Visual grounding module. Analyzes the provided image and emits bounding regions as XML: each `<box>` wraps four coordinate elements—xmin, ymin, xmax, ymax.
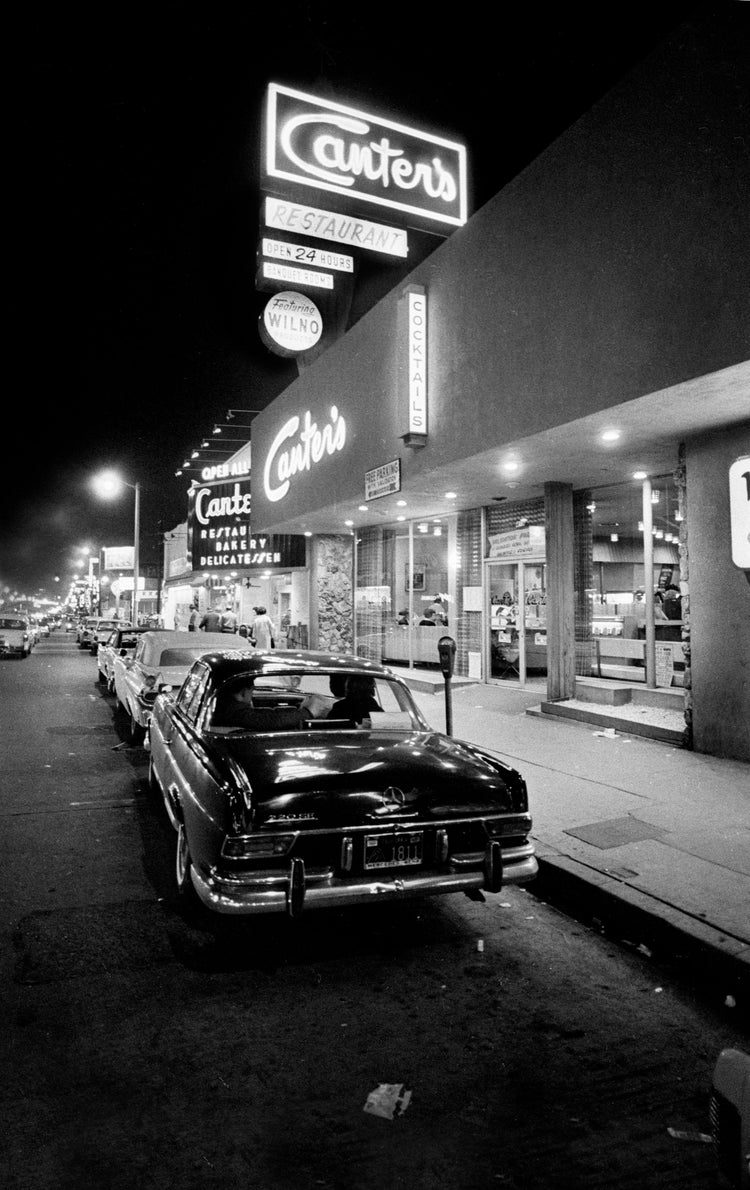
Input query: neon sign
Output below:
<box><xmin>263</xmin><ymin>407</ymin><xmax>347</xmax><ymax>502</ymax></box>
<box><xmin>265</xmin><ymin>84</ymin><xmax>467</xmax><ymax>229</ymax></box>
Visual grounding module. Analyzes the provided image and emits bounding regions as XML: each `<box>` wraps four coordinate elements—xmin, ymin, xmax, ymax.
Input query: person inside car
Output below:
<box><xmin>327</xmin><ymin>675</ymin><xmax>380</xmax><ymax>725</ymax></box>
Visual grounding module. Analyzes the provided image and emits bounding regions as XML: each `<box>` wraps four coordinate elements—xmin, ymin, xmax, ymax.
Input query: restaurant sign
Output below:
<box><xmin>260</xmin><ymin>290</ymin><xmax>323</xmax><ymax>357</ymax></box>
<box><xmin>487</xmin><ymin>526</ymin><xmax>546</xmax><ymax>560</ymax></box>
<box><xmin>187</xmin><ymin>479</ymin><xmax>306</xmax><ymax>570</ymax></box>
<box><xmin>264</xmin><ymin>83</ymin><xmax>467</xmax><ymax>229</ymax></box>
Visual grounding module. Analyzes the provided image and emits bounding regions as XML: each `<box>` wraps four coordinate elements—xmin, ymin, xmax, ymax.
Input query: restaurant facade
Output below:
<box><xmin>230</xmin><ymin>15</ymin><xmax>748</xmax><ymax>759</ymax></box>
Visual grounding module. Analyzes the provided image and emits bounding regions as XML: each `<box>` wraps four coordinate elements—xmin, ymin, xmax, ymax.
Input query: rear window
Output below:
<box><xmin>158</xmin><ymin>648</ymin><xmax>206</xmax><ymax>666</ymax></box>
<box><xmin>0</xmin><ymin>618</ymin><xmax>26</xmax><ymax>630</ymax></box>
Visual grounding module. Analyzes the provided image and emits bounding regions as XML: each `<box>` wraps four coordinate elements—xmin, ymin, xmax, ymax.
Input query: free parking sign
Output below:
<box><xmin>728</xmin><ymin>456</ymin><xmax>750</xmax><ymax>570</ymax></box>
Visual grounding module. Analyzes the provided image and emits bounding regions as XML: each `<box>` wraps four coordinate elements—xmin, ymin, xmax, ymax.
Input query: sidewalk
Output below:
<box><xmin>404</xmin><ymin>675</ymin><xmax>750</xmax><ymax>1002</ymax></box>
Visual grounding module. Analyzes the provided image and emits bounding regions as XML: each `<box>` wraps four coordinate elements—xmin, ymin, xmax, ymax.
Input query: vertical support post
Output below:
<box><xmin>544</xmin><ymin>482</ymin><xmax>575</xmax><ymax>700</ymax></box>
<box><xmin>642</xmin><ymin>478</ymin><xmax>656</xmax><ymax>688</ymax></box>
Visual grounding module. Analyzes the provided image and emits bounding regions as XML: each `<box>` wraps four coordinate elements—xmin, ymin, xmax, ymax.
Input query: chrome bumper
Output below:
<box><xmin>191</xmin><ymin>843</ymin><xmax>538</xmax><ymax>916</ymax></box>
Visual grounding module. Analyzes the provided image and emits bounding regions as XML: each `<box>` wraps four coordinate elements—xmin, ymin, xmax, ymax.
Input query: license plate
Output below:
<box><xmin>364</xmin><ymin>831</ymin><xmax>423</xmax><ymax>870</ymax></box>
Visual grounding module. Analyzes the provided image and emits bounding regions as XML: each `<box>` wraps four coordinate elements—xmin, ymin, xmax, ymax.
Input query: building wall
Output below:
<box><xmin>250</xmin><ymin>11</ymin><xmax>750</xmax><ymax>530</ymax></box>
<box><xmin>687</xmin><ymin>422</ymin><xmax>750</xmax><ymax>761</ymax></box>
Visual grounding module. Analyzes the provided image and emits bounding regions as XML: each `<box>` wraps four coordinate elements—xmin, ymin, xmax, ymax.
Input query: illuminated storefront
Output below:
<box><xmin>243</xmin><ymin>17</ymin><xmax>748</xmax><ymax>759</ymax></box>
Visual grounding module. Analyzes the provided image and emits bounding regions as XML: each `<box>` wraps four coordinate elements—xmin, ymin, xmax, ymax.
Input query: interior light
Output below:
<box><xmin>651</xmin><ymin>490</ymin><xmax>661</xmax><ymax>504</ymax></box>
<box><xmin>433</xmin><ymin>527</ymin><xmax>442</xmax><ymax>536</ymax></box>
<box><xmin>397</xmin><ymin>515</ymin><xmax>406</xmax><ymax>522</ymax></box>
<box><xmin>601</xmin><ymin>430</ymin><xmax>620</xmax><ymax>442</ymax></box>
<box><xmin>610</xmin><ymin>533</ymin><xmax>618</xmax><ymax>542</ymax></box>
<box><xmin>655</xmin><ymin>529</ymin><xmax>664</xmax><ymax>539</ymax></box>
<box><xmin>445</xmin><ymin>491</ymin><xmax>457</xmax><ymax>500</ymax></box>
<box><xmin>675</xmin><ymin>510</ymin><xmax>684</xmax><ymax>522</ymax></box>
<box><xmin>418</xmin><ymin>523</ymin><xmax>428</xmax><ymax>533</ymax></box>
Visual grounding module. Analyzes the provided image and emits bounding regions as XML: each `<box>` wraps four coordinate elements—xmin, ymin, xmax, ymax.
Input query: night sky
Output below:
<box><xmin>4</xmin><ymin>0</ymin><xmax>712</xmax><ymax>596</ymax></box>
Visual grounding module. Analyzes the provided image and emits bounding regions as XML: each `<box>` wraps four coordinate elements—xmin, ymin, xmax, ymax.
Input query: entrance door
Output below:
<box><xmin>487</xmin><ymin>561</ymin><xmax>547</xmax><ymax>685</ymax></box>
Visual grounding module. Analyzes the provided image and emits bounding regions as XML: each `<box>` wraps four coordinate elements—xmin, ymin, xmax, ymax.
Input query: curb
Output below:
<box><xmin>531</xmin><ymin>851</ymin><xmax>750</xmax><ymax>1005</ymax></box>
<box><xmin>526</xmin><ymin>702</ymin><xmax>684</xmax><ymax>746</ymax></box>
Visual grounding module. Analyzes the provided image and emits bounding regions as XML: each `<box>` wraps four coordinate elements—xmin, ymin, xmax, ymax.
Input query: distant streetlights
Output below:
<box><xmin>91</xmin><ymin>470</ymin><xmax>141</xmax><ymax>625</ymax></box>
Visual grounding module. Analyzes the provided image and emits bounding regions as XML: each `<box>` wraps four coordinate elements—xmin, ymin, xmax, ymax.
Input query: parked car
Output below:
<box><xmin>0</xmin><ymin>615</ymin><xmax>33</xmax><ymax>659</ymax></box>
<box><xmin>77</xmin><ymin>616</ymin><xmax>98</xmax><ymax>645</ymax></box>
<box><xmin>37</xmin><ymin>616</ymin><xmax>51</xmax><ymax>638</ymax></box>
<box><xmin>711</xmin><ymin>1048</ymin><xmax>750</xmax><ymax>1189</ymax></box>
<box><xmin>113</xmin><ymin>630</ymin><xmax>243</xmax><ymax>745</ymax></box>
<box><xmin>87</xmin><ymin>617</ymin><xmax>131</xmax><ymax>656</ymax></box>
<box><xmin>146</xmin><ymin>649</ymin><xmax>538</xmax><ymax>918</ymax></box>
<box><xmin>97</xmin><ymin>625</ymin><xmax>148</xmax><ymax>690</ymax></box>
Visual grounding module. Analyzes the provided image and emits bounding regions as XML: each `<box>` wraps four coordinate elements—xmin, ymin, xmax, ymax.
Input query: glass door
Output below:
<box><xmin>487</xmin><ymin>561</ymin><xmax>547</xmax><ymax>684</ymax></box>
<box><xmin>522</xmin><ymin>562</ymin><xmax>547</xmax><ymax>680</ymax></box>
<box><xmin>488</xmin><ymin>563</ymin><xmax>521</xmax><ymax>681</ymax></box>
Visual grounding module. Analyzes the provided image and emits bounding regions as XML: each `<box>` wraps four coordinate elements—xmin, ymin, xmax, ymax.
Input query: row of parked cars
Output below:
<box><xmin>82</xmin><ymin>625</ymin><xmax>541</xmax><ymax>925</ymax></box>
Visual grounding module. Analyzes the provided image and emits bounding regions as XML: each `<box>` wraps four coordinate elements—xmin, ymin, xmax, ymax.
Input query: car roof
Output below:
<box><xmin>190</xmin><ymin>648</ymin><xmax>397</xmax><ymax>682</ymax></box>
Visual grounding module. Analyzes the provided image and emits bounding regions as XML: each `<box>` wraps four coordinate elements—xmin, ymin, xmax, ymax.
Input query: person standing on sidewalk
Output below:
<box><xmin>250</xmin><ymin>606</ymin><xmax>275</xmax><ymax>651</ymax></box>
<box><xmin>220</xmin><ymin>605</ymin><xmax>238</xmax><ymax>633</ymax></box>
<box><xmin>199</xmin><ymin>606</ymin><xmax>222</xmax><ymax>633</ymax></box>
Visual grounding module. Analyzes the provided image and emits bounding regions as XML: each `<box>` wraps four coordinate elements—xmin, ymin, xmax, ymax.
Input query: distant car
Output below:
<box><xmin>113</xmin><ymin>629</ymin><xmax>243</xmax><ymax>744</ymax></box>
<box><xmin>97</xmin><ymin>625</ymin><xmax>148</xmax><ymax>690</ymax></box>
<box><xmin>711</xmin><ymin>1048</ymin><xmax>750</xmax><ymax>1189</ymax></box>
<box><xmin>0</xmin><ymin>615</ymin><xmax>33</xmax><ymax>659</ymax></box>
<box><xmin>37</xmin><ymin>617</ymin><xmax>51</xmax><ymax>638</ymax></box>
<box><xmin>146</xmin><ymin>649</ymin><xmax>538</xmax><ymax>918</ymax></box>
<box><xmin>87</xmin><ymin>617</ymin><xmax>131</xmax><ymax>656</ymax></box>
<box><xmin>77</xmin><ymin>616</ymin><xmax>98</xmax><ymax>645</ymax></box>
<box><xmin>27</xmin><ymin>617</ymin><xmax>41</xmax><ymax>646</ymax></box>
<box><xmin>64</xmin><ymin>617</ymin><xmax>76</xmax><ymax>632</ymax></box>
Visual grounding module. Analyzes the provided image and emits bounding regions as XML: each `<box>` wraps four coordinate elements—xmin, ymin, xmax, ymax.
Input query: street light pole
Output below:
<box><xmin>132</xmin><ymin>481</ymin><xmax>140</xmax><ymax>626</ymax></box>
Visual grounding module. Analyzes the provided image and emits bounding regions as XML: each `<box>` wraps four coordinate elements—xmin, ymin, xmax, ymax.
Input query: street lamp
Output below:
<box><xmin>91</xmin><ymin>470</ymin><xmax>141</xmax><ymax>626</ymax></box>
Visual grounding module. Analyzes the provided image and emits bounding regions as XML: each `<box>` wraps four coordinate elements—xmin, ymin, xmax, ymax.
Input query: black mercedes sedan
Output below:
<box><xmin>146</xmin><ymin>649</ymin><xmax>538</xmax><ymax>917</ymax></box>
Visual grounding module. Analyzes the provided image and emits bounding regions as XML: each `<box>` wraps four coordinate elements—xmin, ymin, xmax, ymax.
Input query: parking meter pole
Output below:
<box><xmin>437</xmin><ymin>636</ymin><xmax>457</xmax><ymax>738</ymax></box>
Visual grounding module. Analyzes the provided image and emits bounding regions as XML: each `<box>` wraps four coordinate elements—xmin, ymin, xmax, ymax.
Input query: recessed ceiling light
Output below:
<box><xmin>396</xmin><ymin>499</ymin><xmax>407</xmax><ymax>507</ymax></box>
<box><xmin>633</xmin><ymin>470</ymin><xmax>647</xmax><ymax>480</ymax></box>
<box><xmin>610</xmin><ymin>533</ymin><xmax>619</xmax><ymax>542</ymax></box>
<box><xmin>358</xmin><ymin>505</ymin><xmax>368</xmax><ymax>512</ymax></box>
<box><xmin>304</xmin><ymin>531</ymin><xmax>312</xmax><ymax>537</ymax></box>
<box><xmin>344</xmin><ymin>519</ymin><xmax>354</xmax><ymax>527</ymax></box>
<box><xmin>397</xmin><ymin>515</ymin><xmax>406</xmax><ymax>522</ymax></box>
<box><xmin>601</xmin><ymin>430</ymin><xmax>620</xmax><ymax>442</ymax></box>
<box><xmin>502</xmin><ymin>460</ymin><xmax>519</xmax><ymax>472</ymax></box>
<box><xmin>445</xmin><ymin>491</ymin><xmax>457</xmax><ymax>499</ymax></box>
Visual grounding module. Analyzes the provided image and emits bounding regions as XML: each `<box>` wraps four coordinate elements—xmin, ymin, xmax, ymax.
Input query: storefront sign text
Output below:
<box><xmin>365</xmin><ymin>459</ymin><xmax>401</xmax><ymax>501</ymax></box>
<box><xmin>263</xmin><ymin>406</ymin><xmax>347</xmax><ymax>503</ymax></box>
<box><xmin>407</xmin><ymin>288</ymin><xmax>427</xmax><ymax>434</ymax></box>
<box><xmin>728</xmin><ymin>455</ymin><xmax>750</xmax><ymax>569</ymax></box>
<box><xmin>262</xmin><ymin>237</ymin><xmax>353</xmax><ymax>273</ymax></box>
<box><xmin>265</xmin><ymin>83</ymin><xmax>467</xmax><ymax>228</ymax></box>
<box><xmin>265</xmin><ymin>197</ymin><xmax>408</xmax><ymax>258</ymax></box>
<box><xmin>261</xmin><ymin>290</ymin><xmax>323</xmax><ymax>356</ymax></box>
<box><xmin>487</xmin><ymin>526</ymin><xmax>546</xmax><ymax>560</ymax></box>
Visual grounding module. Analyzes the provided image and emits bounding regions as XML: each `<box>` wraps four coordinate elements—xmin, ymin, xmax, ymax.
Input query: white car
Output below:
<box><xmin>113</xmin><ymin>629</ymin><xmax>243</xmax><ymax>744</ymax></box>
<box><xmin>0</xmin><ymin>615</ymin><xmax>33</xmax><ymax>658</ymax></box>
<box><xmin>77</xmin><ymin>616</ymin><xmax>98</xmax><ymax>645</ymax></box>
<box><xmin>87</xmin><ymin>617</ymin><xmax>131</xmax><ymax>656</ymax></box>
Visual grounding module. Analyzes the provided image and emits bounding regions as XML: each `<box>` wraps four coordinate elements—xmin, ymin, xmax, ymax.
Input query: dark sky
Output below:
<box><xmin>4</xmin><ymin>0</ymin><xmax>711</xmax><ymax>597</ymax></box>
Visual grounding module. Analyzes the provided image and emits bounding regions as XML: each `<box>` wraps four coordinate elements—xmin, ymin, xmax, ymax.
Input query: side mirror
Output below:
<box><xmin>437</xmin><ymin>635</ymin><xmax>456</xmax><ymax>678</ymax></box>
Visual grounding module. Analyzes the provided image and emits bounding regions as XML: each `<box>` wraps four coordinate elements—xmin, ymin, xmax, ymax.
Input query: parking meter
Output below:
<box><xmin>437</xmin><ymin>636</ymin><xmax>456</xmax><ymax>735</ymax></box>
<box><xmin>438</xmin><ymin>635</ymin><xmax>456</xmax><ymax>678</ymax></box>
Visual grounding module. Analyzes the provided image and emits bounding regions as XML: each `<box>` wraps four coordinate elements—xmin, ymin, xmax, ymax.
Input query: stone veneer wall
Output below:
<box><xmin>312</xmin><ymin>535</ymin><xmax>354</xmax><ymax>653</ymax></box>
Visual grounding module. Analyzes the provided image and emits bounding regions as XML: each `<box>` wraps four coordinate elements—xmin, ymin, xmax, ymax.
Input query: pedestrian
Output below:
<box><xmin>188</xmin><ymin>604</ymin><xmax>200</xmax><ymax>632</ymax></box>
<box><xmin>199</xmin><ymin>606</ymin><xmax>223</xmax><ymax>632</ymax></box>
<box><xmin>220</xmin><ymin>604</ymin><xmax>238</xmax><ymax>633</ymax></box>
<box><xmin>250</xmin><ymin>606</ymin><xmax>275</xmax><ymax>650</ymax></box>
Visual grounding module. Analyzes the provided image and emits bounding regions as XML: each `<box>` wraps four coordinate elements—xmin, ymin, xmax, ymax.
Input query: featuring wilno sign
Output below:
<box><xmin>264</xmin><ymin>83</ymin><xmax>467</xmax><ymax>229</ymax></box>
<box><xmin>365</xmin><ymin>459</ymin><xmax>401</xmax><ymax>501</ymax></box>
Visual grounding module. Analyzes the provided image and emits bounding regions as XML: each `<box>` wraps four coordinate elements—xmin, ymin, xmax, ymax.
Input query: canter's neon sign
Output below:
<box><xmin>263</xmin><ymin>407</ymin><xmax>347</xmax><ymax>502</ymax></box>
<box><xmin>265</xmin><ymin>84</ymin><xmax>467</xmax><ymax>229</ymax></box>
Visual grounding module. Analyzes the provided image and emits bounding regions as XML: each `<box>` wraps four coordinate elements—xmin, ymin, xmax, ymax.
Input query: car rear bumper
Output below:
<box><xmin>1</xmin><ymin>643</ymin><xmax>28</xmax><ymax>656</ymax></box>
<box><xmin>191</xmin><ymin>843</ymin><xmax>538</xmax><ymax>916</ymax></box>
